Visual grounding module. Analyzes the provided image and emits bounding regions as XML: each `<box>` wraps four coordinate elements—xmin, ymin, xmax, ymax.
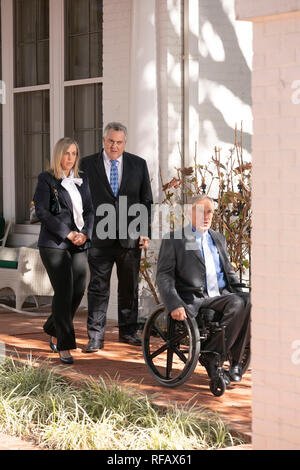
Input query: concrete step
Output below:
<box><xmin>13</xmin><ymin>223</ymin><xmax>41</xmax><ymax>235</ymax></box>
<box><xmin>7</xmin><ymin>223</ymin><xmax>39</xmax><ymax>248</ymax></box>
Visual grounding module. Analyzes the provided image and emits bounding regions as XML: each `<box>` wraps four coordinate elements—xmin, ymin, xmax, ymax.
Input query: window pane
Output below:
<box><xmin>74</xmin><ymin>85</ymin><xmax>95</xmax><ymax>130</ymax></box>
<box><xmin>68</xmin><ymin>35</ymin><xmax>90</xmax><ymax>81</ymax></box>
<box><xmin>65</xmin><ymin>83</ymin><xmax>102</xmax><ymax>158</ymax></box>
<box><xmin>37</xmin><ymin>0</ymin><xmax>49</xmax><ymax>40</ymax></box>
<box><xmin>90</xmin><ymin>32</ymin><xmax>102</xmax><ymax>78</ymax></box>
<box><xmin>67</xmin><ymin>0</ymin><xmax>89</xmax><ymax>35</ymax></box>
<box><xmin>65</xmin><ymin>0</ymin><xmax>103</xmax><ymax>80</ymax></box>
<box><xmin>15</xmin><ymin>91</ymin><xmax>50</xmax><ymax>223</ymax></box>
<box><xmin>16</xmin><ymin>43</ymin><xmax>37</xmax><ymax>88</ymax></box>
<box><xmin>25</xmin><ymin>134</ymin><xmax>44</xmax><ymax>177</ymax></box>
<box><xmin>14</xmin><ymin>0</ymin><xmax>49</xmax><ymax>87</ymax></box>
<box><xmin>75</xmin><ymin>130</ymin><xmax>100</xmax><ymax>157</ymax></box>
<box><xmin>37</xmin><ymin>41</ymin><xmax>49</xmax><ymax>84</ymax></box>
<box><xmin>16</xmin><ymin>0</ymin><xmax>37</xmax><ymax>43</ymax></box>
<box><xmin>90</xmin><ymin>0</ymin><xmax>102</xmax><ymax>32</ymax></box>
<box><xmin>24</xmin><ymin>91</ymin><xmax>43</xmax><ymax>134</ymax></box>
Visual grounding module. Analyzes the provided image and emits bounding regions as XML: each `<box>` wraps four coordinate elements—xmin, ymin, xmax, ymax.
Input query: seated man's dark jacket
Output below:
<box><xmin>156</xmin><ymin>227</ymin><xmax>243</xmax><ymax>317</ymax></box>
<box><xmin>33</xmin><ymin>171</ymin><xmax>94</xmax><ymax>250</ymax></box>
<box><xmin>80</xmin><ymin>150</ymin><xmax>153</xmax><ymax>248</ymax></box>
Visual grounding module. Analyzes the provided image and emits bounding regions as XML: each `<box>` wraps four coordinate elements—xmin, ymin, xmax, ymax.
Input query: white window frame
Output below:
<box><xmin>1</xmin><ymin>0</ymin><xmax>103</xmax><ymax>222</ymax></box>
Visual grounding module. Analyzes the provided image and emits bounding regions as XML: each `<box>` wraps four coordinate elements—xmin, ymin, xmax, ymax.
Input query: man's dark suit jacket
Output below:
<box><xmin>33</xmin><ymin>171</ymin><xmax>94</xmax><ymax>250</ymax></box>
<box><xmin>156</xmin><ymin>227</ymin><xmax>243</xmax><ymax>317</ymax></box>
<box><xmin>80</xmin><ymin>150</ymin><xmax>153</xmax><ymax>248</ymax></box>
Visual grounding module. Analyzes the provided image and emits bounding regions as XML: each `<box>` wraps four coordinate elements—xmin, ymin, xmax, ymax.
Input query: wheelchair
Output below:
<box><xmin>142</xmin><ymin>302</ymin><xmax>250</xmax><ymax>397</ymax></box>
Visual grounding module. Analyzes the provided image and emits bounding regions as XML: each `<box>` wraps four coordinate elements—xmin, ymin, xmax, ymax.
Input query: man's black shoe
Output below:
<box><xmin>229</xmin><ymin>363</ymin><xmax>242</xmax><ymax>382</ymax></box>
<box><xmin>119</xmin><ymin>332</ymin><xmax>142</xmax><ymax>346</ymax></box>
<box><xmin>223</xmin><ymin>370</ymin><xmax>231</xmax><ymax>386</ymax></box>
<box><xmin>86</xmin><ymin>339</ymin><xmax>104</xmax><ymax>353</ymax></box>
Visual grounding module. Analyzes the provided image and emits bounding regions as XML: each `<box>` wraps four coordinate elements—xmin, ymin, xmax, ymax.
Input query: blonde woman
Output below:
<box><xmin>33</xmin><ymin>137</ymin><xmax>94</xmax><ymax>364</ymax></box>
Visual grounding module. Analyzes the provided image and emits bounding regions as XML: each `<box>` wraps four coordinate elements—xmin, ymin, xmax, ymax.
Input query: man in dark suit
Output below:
<box><xmin>80</xmin><ymin>122</ymin><xmax>153</xmax><ymax>351</ymax></box>
<box><xmin>156</xmin><ymin>195</ymin><xmax>250</xmax><ymax>383</ymax></box>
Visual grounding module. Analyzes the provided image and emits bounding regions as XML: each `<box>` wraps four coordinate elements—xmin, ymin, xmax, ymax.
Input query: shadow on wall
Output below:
<box><xmin>138</xmin><ymin>0</ymin><xmax>252</xmax><ymax>202</ymax></box>
<box><xmin>192</xmin><ymin>0</ymin><xmax>252</xmax><ymax>154</ymax></box>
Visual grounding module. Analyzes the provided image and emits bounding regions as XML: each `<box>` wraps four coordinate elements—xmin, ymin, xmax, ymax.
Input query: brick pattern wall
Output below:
<box><xmin>251</xmin><ymin>13</ymin><xmax>300</xmax><ymax>449</ymax></box>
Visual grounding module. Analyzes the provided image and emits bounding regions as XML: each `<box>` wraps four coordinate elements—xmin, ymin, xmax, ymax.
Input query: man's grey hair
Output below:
<box><xmin>186</xmin><ymin>194</ymin><xmax>214</xmax><ymax>206</ymax></box>
<box><xmin>103</xmin><ymin>122</ymin><xmax>128</xmax><ymax>139</ymax></box>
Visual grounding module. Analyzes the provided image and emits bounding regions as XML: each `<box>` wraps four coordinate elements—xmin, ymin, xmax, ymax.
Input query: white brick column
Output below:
<box><xmin>103</xmin><ymin>0</ymin><xmax>184</xmax><ymax>203</ymax></box>
<box><xmin>236</xmin><ymin>0</ymin><xmax>300</xmax><ymax>450</ymax></box>
<box><xmin>103</xmin><ymin>0</ymin><xmax>132</xmax><ymax>128</ymax></box>
<box><xmin>156</xmin><ymin>0</ymin><xmax>183</xmax><ymax>200</ymax></box>
<box><xmin>128</xmin><ymin>0</ymin><xmax>159</xmax><ymax>200</ymax></box>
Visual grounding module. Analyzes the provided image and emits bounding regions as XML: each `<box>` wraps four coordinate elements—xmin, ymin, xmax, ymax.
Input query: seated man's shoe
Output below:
<box><xmin>229</xmin><ymin>363</ymin><xmax>242</xmax><ymax>382</ymax></box>
<box><xmin>119</xmin><ymin>332</ymin><xmax>142</xmax><ymax>346</ymax></box>
<box><xmin>223</xmin><ymin>370</ymin><xmax>231</xmax><ymax>387</ymax></box>
<box><xmin>86</xmin><ymin>339</ymin><xmax>104</xmax><ymax>353</ymax></box>
<box><xmin>199</xmin><ymin>353</ymin><xmax>218</xmax><ymax>379</ymax></box>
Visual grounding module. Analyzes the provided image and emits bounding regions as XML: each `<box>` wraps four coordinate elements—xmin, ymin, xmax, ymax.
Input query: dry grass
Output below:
<box><xmin>0</xmin><ymin>356</ymin><xmax>244</xmax><ymax>450</ymax></box>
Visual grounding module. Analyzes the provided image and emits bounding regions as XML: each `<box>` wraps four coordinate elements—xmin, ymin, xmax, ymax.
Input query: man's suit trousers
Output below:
<box><xmin>87</xmin><ymin>241</ymin><xmax>141</xmax><ymax>341</ymax></box>
<box><xmin>196</xmin><ymin>290</ymin><xmax>250</xmax><ymax>363</ymax></box>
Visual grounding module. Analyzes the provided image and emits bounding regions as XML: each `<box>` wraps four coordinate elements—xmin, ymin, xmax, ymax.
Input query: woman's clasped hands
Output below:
<box><xmin>67</xmin><ymin>231</ymin><xmax>87</xmax><ymax>246</ymax></box>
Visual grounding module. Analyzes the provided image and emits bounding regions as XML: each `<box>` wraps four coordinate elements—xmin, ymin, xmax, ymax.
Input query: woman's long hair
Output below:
<box><xmin>48</xmin><ymin>137</ymin><xmax>81</xmax><ymax>179</ymax></box>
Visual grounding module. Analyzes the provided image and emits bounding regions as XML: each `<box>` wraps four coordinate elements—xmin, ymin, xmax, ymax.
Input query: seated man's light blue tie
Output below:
<box><xmin>202</xmin><ymin>232</ymin><xmax>220</xmax><ymax>297</ymax></box>
<box><xmin>110</xmin><ymin>160</ymin><xmax>119</xmax><ymax>196</ymax></box>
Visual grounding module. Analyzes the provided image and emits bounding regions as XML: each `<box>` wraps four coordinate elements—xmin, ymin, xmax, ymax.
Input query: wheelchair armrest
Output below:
<box><xmin>178</xmin><ymin>286</ymin><xmax>204</xmax><ymax>294</ymax></box>
<box><xmin>230</xmin><ymin>282</ymin><xmax>251</xmax><ymax>290</ymax></box>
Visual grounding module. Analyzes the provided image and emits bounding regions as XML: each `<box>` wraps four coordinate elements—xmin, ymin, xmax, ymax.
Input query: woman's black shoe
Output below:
<box><xmin>59</xmin><ymin>353</ymin><xmax>74</xmax><ymax>364</ymax></box>
<box><xmin>49</xmin><ymin>337</ymin><xmax>58</xmax><ymax>353</ymax></box>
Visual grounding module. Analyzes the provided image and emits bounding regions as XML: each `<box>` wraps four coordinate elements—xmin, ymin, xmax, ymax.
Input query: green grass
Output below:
<box><xmin>0</xmin><ymin>356</ymin><xmax>244</xmax><ymax>450</ymax></box>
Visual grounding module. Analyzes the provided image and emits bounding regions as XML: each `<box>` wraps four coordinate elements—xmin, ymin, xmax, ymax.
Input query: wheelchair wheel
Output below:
<box><xmin>142</xmin><ymin>305</ymin><xmax>200</xmax><ymax>387</ymax></box>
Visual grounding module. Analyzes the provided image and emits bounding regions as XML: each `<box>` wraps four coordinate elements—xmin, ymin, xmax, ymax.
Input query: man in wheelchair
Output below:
<box><xmin>156</xmin><ymin>195</ymin><xmax>250</xmax><ymax>385</ymax></box>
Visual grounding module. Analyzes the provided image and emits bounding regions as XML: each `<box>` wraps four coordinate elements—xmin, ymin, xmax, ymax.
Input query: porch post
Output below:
<box><xmin>1</xmin><ymin>0</ymin><xmax>15</xmax><ymax>221</ymax></box>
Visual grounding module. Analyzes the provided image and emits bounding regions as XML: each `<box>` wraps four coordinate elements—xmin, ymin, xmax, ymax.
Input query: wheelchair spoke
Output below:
<box><xmin>173</xmin><ymin>331</ymin><xmax>190</xmax><ymax>345</ymax></box>
<box><xmin>166</xmin><ymin>347</ymin><xmax>174</xmax><ymax>378</ymax></box>
<box><xmin>150</xmin><ymin>342</ymin><xmax>169</xmax><ymax>360</ymax></box>
<box><xmin>151</xmin><ymin>323</ymin><xmax>168</xmax><ymax>342</ymax></box>
<box><xmin>150</xmin><ymin>339</ymin><xmax>189</xmax><ymax>364</ymax></box>
<box><xmin>172</xmin><ymin>345</ymin><xmax>188</xmax><ymax>364</ymax></box>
